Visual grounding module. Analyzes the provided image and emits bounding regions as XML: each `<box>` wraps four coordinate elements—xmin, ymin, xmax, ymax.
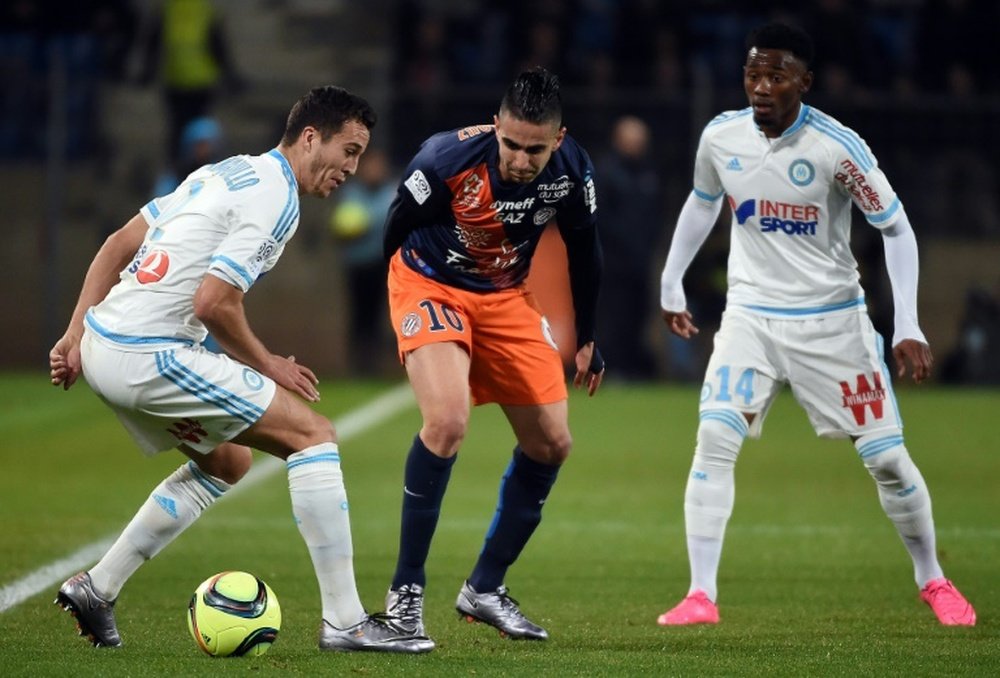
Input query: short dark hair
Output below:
<box><xmin>499</xmin><ymin>67</ymin><xmax>562</xmax><ymax>126</ymax></box>
<box><xmin>281</xmin><ymin>86</ymin><xmax>376</xmax><ymax>146</ymax></box>
<box><xmin>746</xmin><ymin>22</ymin><xmax>814</xmax><ymax>68</ymax></box>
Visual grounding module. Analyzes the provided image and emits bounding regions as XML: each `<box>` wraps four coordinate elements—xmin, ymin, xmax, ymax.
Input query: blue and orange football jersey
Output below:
<box><xmin>383</xmin><ymin>124</ymin><xmax>599</xmax><ymax>293</ymax></box>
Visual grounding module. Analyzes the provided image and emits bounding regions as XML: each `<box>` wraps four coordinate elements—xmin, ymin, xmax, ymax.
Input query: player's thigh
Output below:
<box><xmin>787</xmin><ymin>312</ymin><xmax>902</xmax><ymax>438</ymax></box>
<box><xmin>699</xmin><ymin>310</ymin><xmax>782</xmax><ymax>437</ymax></box>
<box><xmin>234</xmin><ymin>386</ymin><xmax>335</xmax><ymax>458</ymax></box>
<box><xmin>470</xmin><ymin>288</ymin><xmax>567</xmax><ymax>406</ymax></box>
<box><xmin>405</xmin><ymin>341</ymin><xmax>473</xmax><ymax>426</ymax></box>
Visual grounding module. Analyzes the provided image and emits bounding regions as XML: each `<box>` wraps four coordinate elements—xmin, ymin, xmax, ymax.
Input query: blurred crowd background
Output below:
<box><xmin>2</xmin><ymin>0</ymin><xmax>998</xmax><ymax>384</ymax></box>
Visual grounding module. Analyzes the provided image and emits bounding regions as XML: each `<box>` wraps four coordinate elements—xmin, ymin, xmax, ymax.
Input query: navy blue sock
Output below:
<box><xmin>468</xmin><ymin>447</ymin><xmax>560</xmax><ymax>593</ymax></box>
<box><xmin>391</xmin><ymin>435</ymin><xmax>455</xmax><ymax>589</ymax></box>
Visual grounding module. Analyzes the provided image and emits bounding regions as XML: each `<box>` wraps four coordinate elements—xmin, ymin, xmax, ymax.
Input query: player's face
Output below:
<box><xmin>494</xmin><ymin>112</ymin><xmax>566</xmax><ymax>184</ymax></box>
<box><xmin>300</xmin><ymin>120</ymin><xmax>371</xmax><ymax>198</ymax></box>
<box><xmin>743</xmin><ymin>47</ymin><xmax>812</xmax><ymax>138</ymax></box>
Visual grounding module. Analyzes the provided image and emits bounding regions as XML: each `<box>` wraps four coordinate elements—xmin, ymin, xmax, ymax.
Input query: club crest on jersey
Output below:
<box><xmin>839</xmin><ymin>372</ymin><xmax>887</xmax><ymax>425</ymax></box>
<box><xmin>136</xmin><ymin>249</ymin><xmax>170</xmax><ymax>284</ymax></box>
<box><xmin>401</xmin><ymin>312</ymin><xmax>422</xmax><ymax>337</ymax></box>
<box><xmin>534</xmin><ymin>207</ymin><xmax>557</xmax><ymax>225</ymax></box>
<box><xmin>788</xmin><ymin>159</ymin><xmax>815</xmax><ymax>186</ymax></box>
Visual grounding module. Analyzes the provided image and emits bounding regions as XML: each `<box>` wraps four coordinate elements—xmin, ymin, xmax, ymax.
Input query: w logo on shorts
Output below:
<box><xmin>839</xmin><ymin>372</ymin><xmax>886</xmax><ymax>426</ymax></box>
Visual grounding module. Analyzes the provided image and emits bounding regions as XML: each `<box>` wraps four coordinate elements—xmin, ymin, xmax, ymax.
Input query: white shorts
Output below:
<box><xmin>699</xmin><ymin>307</ymin><xmax>902</xmax><ymax>439</ymax></box>
<box><xmin>81</xmin><ymin>330</ymin><xmax>276</xmax><ymax>455</ymax></box>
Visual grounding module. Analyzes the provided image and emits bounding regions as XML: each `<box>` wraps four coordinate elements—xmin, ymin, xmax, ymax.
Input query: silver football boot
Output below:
<box><xmin>319</xmin><ymin>613</ymin><xmax>434</xmax><ymax>653</ymax></box>
<box><xmin>54</xmin><ymin>571</ymin><xmax>122</xmax><ymax>647</ymax></box>
<box><xmin>385</xmin><ymin>583</ymin><xmax>431</xmax><ymax>639</ymax></box>
<box><xmin>455</xmin><ymin>581</ymin><xmax>549</xmax><ymax>640</ymax></box>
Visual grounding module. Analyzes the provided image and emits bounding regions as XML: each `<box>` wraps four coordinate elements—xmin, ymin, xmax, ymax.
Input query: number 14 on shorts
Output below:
<box><xmin>702</xmin><ymin>365</ymin><xmax>755</xmax><ymax>405</ymax></box>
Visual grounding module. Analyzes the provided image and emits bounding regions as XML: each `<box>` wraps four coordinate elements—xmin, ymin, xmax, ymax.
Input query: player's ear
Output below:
<box><xmin>553</xmin><ymin>126</ymin><xmax>567</xmax><ymax>150</ymax></box>
<box><xmin>800</xmin><ymin>70</ymin><xmax>813</xmax><ymax>94</ymax></box>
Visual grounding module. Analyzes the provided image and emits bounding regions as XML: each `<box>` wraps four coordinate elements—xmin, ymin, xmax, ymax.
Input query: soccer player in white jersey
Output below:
<box><xmin>48</xmin><ymin>86</ymin><xmax>432</xmax><ymax>653</ymax></box>
<box><xmin>655</xmin><ymin>23</ymin><xmax>975</xmax><ymax>627</ymax></box>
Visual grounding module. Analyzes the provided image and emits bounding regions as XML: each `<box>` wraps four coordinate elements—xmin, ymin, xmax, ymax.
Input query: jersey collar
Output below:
<box><xmin>751</xmin><ymin>103</ymin><xmax>810</xmax><ymax>141</ymax></box>
<box><xmin>267</xmin><ymin>148</ymin><xmax>299</xmax><ymax>192</ymax></box>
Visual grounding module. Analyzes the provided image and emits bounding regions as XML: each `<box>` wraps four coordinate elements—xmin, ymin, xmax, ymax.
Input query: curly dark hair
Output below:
<box><xmin>746</xmin><ymin>22</ymin><xmax>815</xmax><ymax>68</ymax></box>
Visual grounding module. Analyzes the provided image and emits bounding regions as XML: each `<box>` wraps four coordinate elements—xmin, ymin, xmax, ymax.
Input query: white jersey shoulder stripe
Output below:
<box><xmin>707</xmin><ymin>107</ymin><xmax>752</xmax><ymax>128</ymax></box>
<box><xmin>805</xmin><ymin>109</ymin><xmax>874</xmax><ymax>171</ymax></box>
<box><xmin>267</xmin><ymin>149</ymin><xmax>299</xmax><ymax>243</ymax></box>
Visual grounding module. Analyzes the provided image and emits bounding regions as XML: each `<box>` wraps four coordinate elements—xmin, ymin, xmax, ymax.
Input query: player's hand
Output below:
<box><xmin>573</xmin><ymin>342</ymin><xmax>604</xmax><ymax>396</ymax></box>
<box><xmin>662</xmin><ymin>309</ymin><xmax>699</xmax><ymax>339</ymax></box>
<box><xmin>49</xmin><ymin>332</ymin><xmax>82</xmax><ymax>390</ymax></box>
<box><xmin>893</xmin><ymin>339</ymin><xmax>933</xmax><ymax>384</ymax></box>
<box><xmin>266</xmin><ymin>354</ymin><xmax>321</xmax><ymax>402</ymax></box>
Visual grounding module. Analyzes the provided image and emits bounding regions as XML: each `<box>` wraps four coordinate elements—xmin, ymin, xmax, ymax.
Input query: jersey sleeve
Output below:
<box><xmin>208</xmin><ymin>184</ymin><xmax>296</xmax><ymax>293</ymax></box>
<box><xmin>831</xmin><ymin>132</ymin><xmax>901</xmax><ymax>229</ymax></box>
<box><xmin>382</xmin><ymin>140</ymin><xmax>453</xmax><ymax>259</ymax></box>
<box><xmin>554</xmin><ymin>145</ymin><xmax>602</xmax><ymax>347</ymax></box>
<box><xmin>691</xmin><ymin>129</ymin><xmax>725</xmax><ymax>204</ymax></box>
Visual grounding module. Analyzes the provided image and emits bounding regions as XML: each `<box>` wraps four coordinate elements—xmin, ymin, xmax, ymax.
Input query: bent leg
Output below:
<box><xmin>466</xmin><ymin>401</ymin><xmax>569</xmax><ymax>592</ymax></box>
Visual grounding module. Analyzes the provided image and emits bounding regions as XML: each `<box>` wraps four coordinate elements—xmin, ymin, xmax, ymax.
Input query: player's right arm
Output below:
<box><xmin>659</xmin><ymin>130</ymin><xmax>725</xmax><ymax>338</ymax></box>
<box><xmin>50</xmin><ymin>213</ymin><xmax>149</xmax><ymax>389</ymax></box>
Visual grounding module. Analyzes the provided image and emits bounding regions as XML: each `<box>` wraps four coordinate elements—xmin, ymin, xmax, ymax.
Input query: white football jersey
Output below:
<box><xmin>87</xmin><ymin>149</ymin><xmax>299</xmax><ymax>348</ymax></box>
<box><xmin>693</xmin><ymin>104</ymin><xmax>901</xmax><ymax>316</ymax></box>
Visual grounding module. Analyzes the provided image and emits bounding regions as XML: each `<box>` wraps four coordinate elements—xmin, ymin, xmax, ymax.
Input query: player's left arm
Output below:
<box><xmin>556</xmin><ymin>170</ymin><xmax>605</xmax><ymax>396</ymax></box>
<box><xmin>50</xmin><ymin>212</ymin><xmax>149</xmax><ymax>389</ymax></box>
<box><xmin>194</xmin><ymin>275</ymin><xmax>321</xmax><ymax>402</ymax></box>
<box><xmin>880</xmin><ymin>209</ymin><xmax>932</xmax><ymax>383</ymax></box>
<box><xmin>836</xmin><ymin>134</ymin><xmax>933</xmax><ymax>384</ymax></box>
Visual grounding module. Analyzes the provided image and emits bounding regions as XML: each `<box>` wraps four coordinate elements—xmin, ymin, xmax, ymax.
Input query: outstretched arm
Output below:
<box><xmin>881</xmin><ymin>209</ymin><xmax>932</xmax><ymax>383</ymax></box>
<box><xmin>50</xmin><ymin>213</ymin><xmax>148</xmax><ymax>389</ymax></box>
<box><xmin>659</xmin><ymin>192</ymin><xmax>722</xmax><ymax>338</ymax></box>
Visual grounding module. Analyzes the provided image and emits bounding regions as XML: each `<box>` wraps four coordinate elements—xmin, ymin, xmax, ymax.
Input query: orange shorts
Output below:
<box><xmin>388</xmin><ymin>252</ymin><xmax>567</xmax><ymax>406</ymax></box>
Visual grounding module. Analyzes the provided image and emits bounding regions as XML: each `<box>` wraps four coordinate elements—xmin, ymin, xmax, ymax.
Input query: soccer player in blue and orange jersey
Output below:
<box><xmin>381</xmin><ymin>67</ymin><xmax>605</xmax><ymax>646</ymax></box>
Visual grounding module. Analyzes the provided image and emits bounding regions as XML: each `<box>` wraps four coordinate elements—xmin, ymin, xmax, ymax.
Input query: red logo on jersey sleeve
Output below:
<box><xmin>135</xmin><ymin>249</ymin><xmax>170</xmax><ymax>284</ymax></box>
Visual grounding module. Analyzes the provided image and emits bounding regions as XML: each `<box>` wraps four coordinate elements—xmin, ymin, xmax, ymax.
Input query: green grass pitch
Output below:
<box><xmin>0</xmin><ymin>373</ymin><xmax>997</xmax><ymax>676</ymax></box>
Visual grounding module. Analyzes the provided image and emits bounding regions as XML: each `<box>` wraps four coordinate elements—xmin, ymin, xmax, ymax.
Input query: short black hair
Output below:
<box><xmin>281</xmin><ymin>86</ymin><xmax>376</xmax><ymax>146</ymax></box>
<box><xmin>499</xmin><ymin>67</ymin><xmax>562</xmax><ymax>126</ymax></box>
<box><xmin>746</xmin><ymin>22</ymin><xmax>814</xmax><ymax>68</ymax></box>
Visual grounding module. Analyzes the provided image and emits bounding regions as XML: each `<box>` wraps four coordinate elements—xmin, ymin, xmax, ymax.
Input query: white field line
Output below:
<box><xmin>0</xmin><ymin>383</ymin><xmax>414</xmax><ymax>614</ymax></box>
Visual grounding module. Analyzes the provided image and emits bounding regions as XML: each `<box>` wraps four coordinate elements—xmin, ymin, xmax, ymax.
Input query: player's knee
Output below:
<box><xmin>694</xmin><ymin>413</ymin><xmax>747</xmax><ymax>468</ymax></box>
<box><xmin>201</xmin><ymin>444</ymin><xmax>253</xmax><ymax>485</ymax></box>
<box><xmin>856</xmin><ymin>431</ymin><xmax>909</xmax><ymax>483</ymax></box>
<box><xmin>521</xmin><ymin>430</ymin><xmax>572</xmax><ymax>465</ymax></box>
<box><xmin>421</xmin><ymin>412</ymin><xmax>469</xmax><ymax>456</ymax></box>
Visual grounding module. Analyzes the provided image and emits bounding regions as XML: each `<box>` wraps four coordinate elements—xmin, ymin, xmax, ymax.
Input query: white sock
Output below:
<box><xmin>687</xmin><ymin>535</ymin><xmax>723</xmax><ymax>602</ymax></box>
<box><xmin>857</xmin><ymin>432</ymin><xmax>943</xmax><ymax>587</ymax></box>
<box><xmin>287</xmin><ymin>443</ymin><xmax>365</xmax><ymax>628</ymax></box>
<box><xmin>683</xmin><ymin>414</ymin><xmax>746</xmax><ymax>603</ymax></box>
<box><xmin>90</xmin><ymin>462</ymin><xmax>229</xmax><ymax>599</ymax></box>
